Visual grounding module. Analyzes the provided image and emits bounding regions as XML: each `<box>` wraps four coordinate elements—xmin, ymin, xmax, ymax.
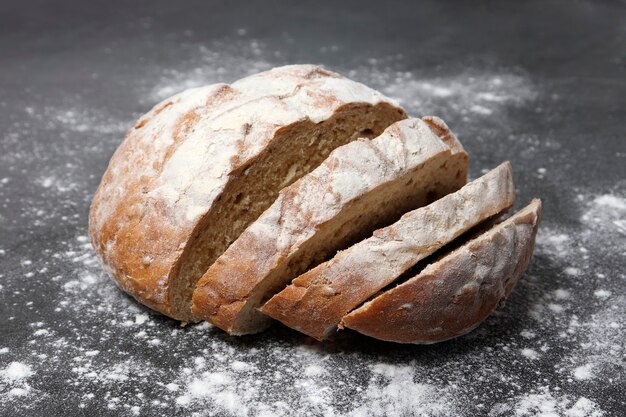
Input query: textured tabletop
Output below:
<box><xmin>1</xmin><ymin>1</ymin><xmax>625</xmax><ymax>415</ymax></box>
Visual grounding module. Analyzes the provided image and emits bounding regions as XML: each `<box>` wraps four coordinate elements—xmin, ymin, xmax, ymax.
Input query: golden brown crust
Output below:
<box><xmin>341</xmin><ymin>199</ymin><xmax>542</xmax><ymax>344</ymax></box>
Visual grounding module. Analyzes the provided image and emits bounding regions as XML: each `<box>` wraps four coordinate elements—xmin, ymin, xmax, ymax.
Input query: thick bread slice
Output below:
<box><xmin>192</xmin><ymin>117</ymin><xmax>469</xmax><ymax>334</ymax></box>
<box><xmin>342</xmin><ymin>199</ymin><xmax>542</xmax><ymax>344</ymax></box>
<box><xmin>88</xmin><ymin>65</ymin><xmax>406</xmax><ymax>321</ymax></box>
<box><xmin>261</xmin><ymin>162</ymin><xmax>516</xmax><ymax>340</ymax></box>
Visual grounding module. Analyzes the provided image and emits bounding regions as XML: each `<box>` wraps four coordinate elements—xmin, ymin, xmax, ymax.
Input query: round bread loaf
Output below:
<box><xmin>90</xmin><ymin>65</ymin><xmax>541</xmax><ymax>344</ymax></box>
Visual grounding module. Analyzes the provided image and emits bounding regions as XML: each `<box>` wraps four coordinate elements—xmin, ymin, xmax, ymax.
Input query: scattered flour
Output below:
<box><xmin>564</xmin><ymin>267</ymin><xmax>581</xmax><ymax>276</ymax></box>
<box><xmin>535</xmin><ymin>229</ymin><xmax>574</xmax><ymax>258</ymax></box>
<box><xmin>491</xmin><ymin>387</ymin><xmax>604</xmax><ymax>417</ymax></box>
<box><xmin>581</xmin><ymin>194</ymin><xmax>626</xmax><ymax>237</ymax></box>
<box><xmin>348</xmin><ymin>64</ymin><xmax>535</xmax><ymax>120</ymax></box>
<box><xmin>0</xmin><ymin>362</ymin><xmax>36</xmax><ymax>406</ymax></box>
<box><xmin>303</xmin><ymin>364</ymin><xmax>326</xmax><ymax>377</ymax></box>
<box><xmin>166</xmin><ymin>383</ymin><xmax>180</xmax><ymax>392</ymax></box>
<box><xmin>346</xmin><ymin>364</ymin><xmax>459</xmax><ymax>417</ymax></box>
<box><xmin>593</xmin><ymin>290</ymin><xmax>611</xmax><ymax>299</ymax></box>
<box><xmin>572</xmin><ymin>364</ymin><xmax>594</xmax><ymax>381</ymax></box>
<box><xmin>2</xmin><ymin>362</ymin><xmax>33</xmax><ymax>381</ymax></box>
<box><xmin>553</xmin><ymin>289</ymin><xmax>571</xmax><ymax>300</ymax></box>
<box><xmin>1</xmin><ymin>36</ymin><xmax>622</xmax><ymax>416</ymax></box>
<box><xmin>521</xmin><ymin>348</ymin><xmax>540</xmax><ymax>360</ymax></box>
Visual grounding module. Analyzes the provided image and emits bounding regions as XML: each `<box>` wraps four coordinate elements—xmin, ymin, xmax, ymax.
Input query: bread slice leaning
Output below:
<box><xmin>260</xmin><ymin>162</ymin><xmax>516</xmax><ymax>341</ymax></box>
<box><xmin>342</xmin><ymin>199</ymin><xmax>542</xmax><ymax>344</ymax></box>
<box><xmin>192</xmin><ymin>117</ymin><xmax>469</xmax><ymax>334</ymax></box>
<box><xmin>89</xmin><ymin>65</ymin><xmax>406</xmax><ymax>321</ymax></box>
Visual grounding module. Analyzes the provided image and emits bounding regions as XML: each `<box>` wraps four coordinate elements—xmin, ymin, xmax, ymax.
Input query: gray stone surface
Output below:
<box><xmin>1</xmin><ymin>1</ymin><xmax>624</xmax><ymax>416</ymax></box>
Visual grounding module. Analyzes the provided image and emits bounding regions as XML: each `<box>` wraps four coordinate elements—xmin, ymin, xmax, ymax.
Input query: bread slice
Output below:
<box><xmin>342</xmin><ymin>199</ymin><xmax>542</xmax><ymax>344</ymax></box>
<box><xmin>89</xmin><ymin>65</ymin><xmax>406</xmax><ymax>321</ymax></box>
<box><xmin>192</xmin><ymin>117</ymin><xmax>469</xmax><ymax>334</ymax></box>
<box><xmin>261</xmin><ymin>162</ymin><xmax>516</xmax><ymax>340</ymax></box>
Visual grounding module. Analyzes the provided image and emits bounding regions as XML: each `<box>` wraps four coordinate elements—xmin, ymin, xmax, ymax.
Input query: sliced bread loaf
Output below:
<box><xmin>260</xmin><ymin>162</ymin><xmax>516</xmax><ymax>340</ymax></box>
<box><xmin>341</xmin><ymin>199</ymin><xmax>542</xmax><ymax>344</ymax></box>
<box><xmin>192</xmin><ymin>117</ymin><xmax>469</xmax><ymax>334</ymax></box>
<box><xmin>88</xmin><ymin>65</ymin><xmax>406</xmax><ymax>321</ymax></box>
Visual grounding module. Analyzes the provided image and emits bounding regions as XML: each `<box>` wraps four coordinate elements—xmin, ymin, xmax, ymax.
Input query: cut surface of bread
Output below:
<box><xmin>88</xmin><ymin>65</ymin><xmax>406</xmax><ymax>321</ymax></box>
<box><xmin>260</xmin><ymin>162</ymin><xmax>516</xmax><ymax>340</ymax></box>
<box><xmin>192</xmin><ymin>117</ymin><xmax>469</xmax><ymax>334</ymax></box>
<box><xmin>342</xmin><ymin>199</ymin><xmax>542</xmax><ymax>344</ymax></box>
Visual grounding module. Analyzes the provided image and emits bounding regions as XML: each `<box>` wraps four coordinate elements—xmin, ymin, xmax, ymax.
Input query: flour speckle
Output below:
<box><xmin>547</xmin><ymin>303</ymin><xmax>565</xmax><ymax>313</ymax></box>
<box><xmin>230</xmin><ymin>361</ymin><xmax>251</xmax><ymax>372</ymax></box>
<box><xmin>134</xmin><ymin>314</ymin><xmax>150</xmax><ymax>325</ymax></box>
<box><xmin>521</xmin><ymin>348</ymin><xmax>540</xmax><ymax>360</ymax></box>
<box><xmin>165</xmin><ymin>383</ymin><xmax>179</xmax><ymax>392</ymax></box>
<box><xmin>553</xmin><ymin>289</ymin><xmax>571</xmax><ymax>300</ymax></box>
<box><xmin>470</xmin><ymin>104</ymin><xmax>493</xmax><ymax>115</ymax></box>
<box><xmin>573</xmin><ymin>364</ymin><xmax>594</xmax><ymax>381</ymax></box>
<box><xmin>593</xmin><ymin>290</ymin><xmax>611</xmax><ymax>299</ymax></box>
<box><xmin>3</xmin><ymin>363</ymin><xmax>33</xmax><ymax>381</ymax></box>
<box><xmin>8</xmin><ymin>387</ymin><xmax>29</xmax><ymax>397</ymax></box>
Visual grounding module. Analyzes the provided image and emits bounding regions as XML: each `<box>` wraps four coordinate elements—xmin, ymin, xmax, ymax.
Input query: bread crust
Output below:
<box><xmin>260</xmin><ymin>162</ymin><xmax>516</xmax><ymax>340</ymax></box>
<box><xmin>88</xmin><ymin>65</ymin><xmax>404</xmax><ymax>320</ymax></box>
<box><xmin>342</xmin><ymin>199</ymin><xmax>542</xmax><ymax>344</ymax></box>
<box><xmin>192</xmin><ymin>117</ymin><xmax>468</xmax><ymax>334</ymax></box>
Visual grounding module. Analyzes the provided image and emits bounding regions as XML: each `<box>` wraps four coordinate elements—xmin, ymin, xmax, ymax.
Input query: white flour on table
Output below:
<box><xmin>1</xmin><ymin>36</ymin><xmax>623</xmax><ymax>416</ymax></box>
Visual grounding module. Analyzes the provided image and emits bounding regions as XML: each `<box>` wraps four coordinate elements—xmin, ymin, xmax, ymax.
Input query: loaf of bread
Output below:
<box><xmin>89</xmin><ymin>65</ymin><xmax>406</xmax><ymax>321</ymax></box>
<box><xmin>90</xmin><ymin>65</ymin><xmax>541</xmax><ymax>344</ymax></box>
<box><xmin>192</xmin><ymin>117</ymin><xmax>468</xmax><ymax>334</ymax></box>
<box><xmin>260</xmin><ymin>162</ymin><xmax>515</xmax><ymax>340</ymax></box>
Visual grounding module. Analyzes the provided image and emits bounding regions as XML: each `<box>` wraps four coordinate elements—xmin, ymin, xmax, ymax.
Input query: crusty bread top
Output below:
<box><xmin>421</xmin><ymin>116</ymin><xmax>466</xmax><ymax>155</ymax></box>
<box><xmin>260</xmin><ymin>162</ymin><xmax>516</xmax><ymax>340</ymax></box>
<box><xmin>88</xmin><ymin>65</ymin><xmax>402</xmax><ymax>318</ymax></box>
<box><xmin>342</xmin><ymin>199</ymin><xmax>542</xmax><ymax>344</ymax></box>
<box><xmin>192</xmin><ymin>117</ymin><xmax>458</xmax><ymax>333</ymax></box>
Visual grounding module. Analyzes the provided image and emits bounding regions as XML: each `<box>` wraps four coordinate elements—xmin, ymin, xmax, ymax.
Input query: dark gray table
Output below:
<box><xmin>1</xmin><ymin>1</ymin><xmax>625</xmax><ymax>416</ymax></box>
